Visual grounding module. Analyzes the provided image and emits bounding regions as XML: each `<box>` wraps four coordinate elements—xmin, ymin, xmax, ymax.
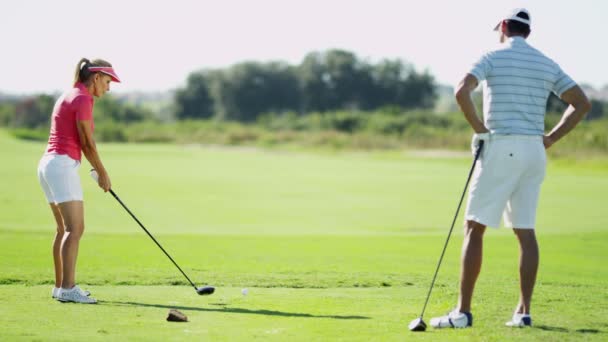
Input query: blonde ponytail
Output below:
<box><xmin>73</xmin><ymin>58</ymin><xmax>113</xmax><ymax>85</ymax></box>
<box><xmin>73</xmin><ymin>58</ymin><xmax>91</xmax><ymax>85</ymax></box>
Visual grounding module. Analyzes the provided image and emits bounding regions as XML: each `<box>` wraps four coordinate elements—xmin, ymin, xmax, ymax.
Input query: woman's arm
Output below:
<box><xmin>77</xmin><ymin>120</ymin><xmax>111</xmax><ymax>191</ymax></box>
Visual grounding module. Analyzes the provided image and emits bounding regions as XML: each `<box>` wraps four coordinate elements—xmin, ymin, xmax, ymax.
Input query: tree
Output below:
<box><xmin>370</xmin><ymin>59</ymin><xmax>436</xmax><ymax>110</ymax></box>
<box><xmin>174</xmin><ymin>72</ymin><xmax>214</xmax><ymax>120</ymax></box>
<box><xmin>13</xmin><ymin>94</ymin><xmax>55</xmax><ymax>128</ymax></box>
<box><xmin>173</xmin><ymin>49</ymin><xmax>439</xmax><ymax>121</ymax></box>
<box><xmin>298</xmin><ymin>52</ymin><xmax>436</xmax><ymax>112</ymax></box>
<box><xmin>0</xmin><ymin>102</ymin><xmax>16</xmax><ymax>126</ymax></box>
<box><xmin>213</xmin><ymin>62</ymin><xmax>300</xmax><ymax>121</ymax></box>
<box><xmin>298</xmin><ymin>50</ymin><xmax>374</xmax><ymax>112</ymax></box>
<box><xmin>587</xmin><ymin>99</ymin><xmax>604</xmax><ymax>120</ymax></box>
<box><xmin>94</xmin><ymin>95</ymin><xmax>151</xmax><ymax>123</ymax></box>
<box><xmin>399</xmin><ymin>70</ymin><xmax>436</xmax><ymax>109</ymax></box>
<box><xmin>322</xmin><ymin>50</ymin><xmax>374</xmax><ymax>109</ymax></box>
<box><xmin>369</xmin><ymin>59</ymin><xmax>407</xmax><ymax>108</ymax></box>
<box><xmin>298</xmin><ymin>51</ymin><xmax>332</xmax><ymax>112</ymax></box>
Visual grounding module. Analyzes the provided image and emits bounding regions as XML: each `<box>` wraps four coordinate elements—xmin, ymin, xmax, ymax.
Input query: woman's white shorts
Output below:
<box><xmin>37</xmin><ymin>154</ymin><xmax>83</xmax><ymax>204</ymax></box>
<box><xmin>465</xmin><ymin>135</ymin><xmax>546</xmax><ymax>229</ymax></box>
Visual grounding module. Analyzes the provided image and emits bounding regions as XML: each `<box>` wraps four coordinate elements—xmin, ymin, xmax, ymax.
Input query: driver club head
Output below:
<box><xmin>408</xmin><ymin>317</ymin><xmax>427</xmax><ymax>332</ymax></box>
<box><xmin>196</xmin><ymin>286</ymin><xmax>215</xmax><ymax>295</ymax></box>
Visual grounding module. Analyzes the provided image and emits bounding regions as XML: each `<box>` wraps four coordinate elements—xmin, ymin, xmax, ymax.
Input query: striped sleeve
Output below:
<box><xmin>552</xmin><ymin>66</ymin><xmax>576</xmax><ymax>97</ymax></box>
<box><xmin>468</xmin><ymin>53</ymin><xmax>493</xmax><ymax>82</ymax></box>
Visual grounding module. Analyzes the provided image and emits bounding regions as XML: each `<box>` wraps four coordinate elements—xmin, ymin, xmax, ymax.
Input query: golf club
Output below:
<box><xmin>409</xmin><ymin>140</ymin><xmax>484</xmax><ymax>332</ymax></box>
<box><xmin>90</xmin><ymin>169</ymin><xmax>215</xmax><ymax>296</ymax></box>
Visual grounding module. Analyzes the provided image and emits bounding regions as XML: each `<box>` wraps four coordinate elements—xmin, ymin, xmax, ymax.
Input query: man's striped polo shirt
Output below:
<box><xmin>469</xmin><ymin>36</ymin><xmax>576</xmax><ymax>135</ymax></box>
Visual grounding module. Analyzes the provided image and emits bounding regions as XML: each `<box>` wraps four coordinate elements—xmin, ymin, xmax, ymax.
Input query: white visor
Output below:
<box><xmin>493</xmin><ymin>8</ymin><xmax>531</xmax><ymax>31</ymax></box>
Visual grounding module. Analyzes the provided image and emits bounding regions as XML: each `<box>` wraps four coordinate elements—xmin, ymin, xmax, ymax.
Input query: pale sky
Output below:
<box><xmin>1</xmin><ymin>0</ymin><xmax>606</xmax><ymax>94</ymax></box>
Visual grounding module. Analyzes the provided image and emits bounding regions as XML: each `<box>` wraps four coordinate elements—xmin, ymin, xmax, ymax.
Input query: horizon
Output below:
<box><xmin>2</xmin><ymin>0</ymin><xmax>607</xmax><ymax>94</ymax></box>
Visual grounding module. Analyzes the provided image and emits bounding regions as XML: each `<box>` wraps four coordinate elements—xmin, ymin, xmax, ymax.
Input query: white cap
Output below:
<box><xmin>493</xmin><ymin>8</ymin><xmax>531</xmax><ymax>31</ymax></box>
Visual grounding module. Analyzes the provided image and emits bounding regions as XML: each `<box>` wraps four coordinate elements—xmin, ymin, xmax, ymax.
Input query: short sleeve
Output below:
<box><xmin>552</xmin><ymin>66</ymin><xmax>577</xmax><ymax>97</ymax></box>
<box><xmin>73</xmin><ymin>95</ymin><xmax>93</xmax><ymax>121</ymax></box>
<box><xmin>468</xmin><ymin>53</ymin><xmax>493</xmax><ymax>82</ymax></box>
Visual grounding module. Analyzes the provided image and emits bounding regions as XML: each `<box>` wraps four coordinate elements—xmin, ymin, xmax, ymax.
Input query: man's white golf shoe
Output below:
<box><xmin>505</xmin><ymin>312</ymin><xmax>532</xmax><ymax>327</ymax></box>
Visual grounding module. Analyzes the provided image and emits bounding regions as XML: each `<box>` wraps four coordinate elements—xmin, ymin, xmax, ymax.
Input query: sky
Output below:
<box><xmin>1</xmin><ymin>0</ymin><xmax>606</xmax><ymax>94</ymax></box>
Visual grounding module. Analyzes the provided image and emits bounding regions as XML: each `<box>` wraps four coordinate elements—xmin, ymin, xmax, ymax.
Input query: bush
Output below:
<box><xmin>4</xmin><ymin>106</ymin><xmax>606</xmax><ymax>157</ymax></box>
<box><xmin>321</xmin><ymin>111</ymin><xmax>366</xmax><ymax>133</ymax></box>
<box><xmin>10</xmin><ymin>128</ymin><xmax>48</xmax><ymax>141</ymax></box>
<box><xmin>94</xmin><ymin>121</ymin><xmax>127</xmax><ymax>142</ymax></box>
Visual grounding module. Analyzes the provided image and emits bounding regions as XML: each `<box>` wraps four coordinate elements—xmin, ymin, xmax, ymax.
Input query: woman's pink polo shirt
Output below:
<box><xmin>45</xmin><ymin>83</ymin><xmax>94</xmax><ymax>161</ymax></box>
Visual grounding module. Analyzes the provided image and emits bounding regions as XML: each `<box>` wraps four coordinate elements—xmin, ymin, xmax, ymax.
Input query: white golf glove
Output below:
<box><xmin>471</xmin><ymin>133</ymin><xmax>489</xmax><ymax>156</ymax></box>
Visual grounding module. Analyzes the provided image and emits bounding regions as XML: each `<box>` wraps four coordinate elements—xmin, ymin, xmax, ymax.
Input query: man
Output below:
<box><xmin>430</xmin><ymin>8</ymin><xmax>591</xmax><ymax>328</ymax></box>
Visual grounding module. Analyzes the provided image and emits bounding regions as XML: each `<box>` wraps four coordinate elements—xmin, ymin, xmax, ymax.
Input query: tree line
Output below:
<box><xmin>0</xmin><ymin>94</ymin><xmax>152</xmax><ymax>130</ymax></box>
<box><xmin>173</xmin><ymin>49</ymin><xmax>436</xmax><ymax>121</ymax></box>
<box><xmin>0</xmin><ymin>48</ymin><xmax>606</xmax><ymax>132</ymax></box>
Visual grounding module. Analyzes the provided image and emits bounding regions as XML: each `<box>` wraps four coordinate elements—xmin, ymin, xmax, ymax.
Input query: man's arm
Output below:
<box><xmin>544</xmin><ymin>86</ymin><xmax>592</xmax><ymax>149</ymax></box>
<box><xmin>455</xmin><ymin>74</ymin><xmax>489</xmax><ymax>133</ymax></box>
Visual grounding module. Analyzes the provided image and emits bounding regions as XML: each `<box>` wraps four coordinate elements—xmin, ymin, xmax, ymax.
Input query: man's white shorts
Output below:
<box><xmin>465</xmin><ymin>135</ymin><xmax>546</xmax><ymax>229</ymax></box>
<box><xmin>37</xmin><ymin>154</ymin><xmax>83</xmax><ymax>204</ymax></box>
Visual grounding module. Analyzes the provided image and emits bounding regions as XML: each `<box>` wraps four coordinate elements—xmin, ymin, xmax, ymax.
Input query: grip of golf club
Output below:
<box><xmin>475</xmin><ymin>140</ymin><xmax>485</xmax><ymax>158</ymax></box>
<box><xmin>90</xmin><ymin>169</ymin><xmax>99</xmax><ymax>182</ymax></box>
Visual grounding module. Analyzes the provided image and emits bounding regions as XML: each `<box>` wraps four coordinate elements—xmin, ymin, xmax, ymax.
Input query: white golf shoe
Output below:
<box><xmin>430</xmin><ymin>309</ymin><xmax>473</xmax><ymax>329</ymax></box>
<box><xmin>505</xmin><ymin>312</ymin><xmax>532</xmax><ymax>327</ymax></box>
<box><xmin>57</xmin><ymin>285</ymin><xmax>97</xmax><ymax>304</ymax></box>
<box><xmin>52</xmin><ymin>286</ymin><xmax>90</xmax><ymax>299</ymax></box>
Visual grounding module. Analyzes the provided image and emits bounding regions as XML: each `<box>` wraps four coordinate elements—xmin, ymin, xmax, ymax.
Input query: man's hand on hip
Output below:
<box><xmin>471</xmin><ymin>133</ymin><xmax>490</xmax><ymax>156</ymax></box>
<box><xmin>543</xmin><ymin>135</ymin><xmax>556</xmax><ymax>149</ymax></box>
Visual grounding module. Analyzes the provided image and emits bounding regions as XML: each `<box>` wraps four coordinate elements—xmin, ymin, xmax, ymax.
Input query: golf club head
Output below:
<box><xmin>408</xmin><ymin>317</ymin><xmax>427</xmax><ymax>332</ymax></box>
<box><xmin>196</xmin><ymin>286</ymin><xmax>215</xmax><ymax>295</ymax></box>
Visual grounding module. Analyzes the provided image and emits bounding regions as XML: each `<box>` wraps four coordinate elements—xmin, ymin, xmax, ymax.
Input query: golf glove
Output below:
<box><xmin>471</xmin><ymin>133</ymin><xmax>489</xmax><ymax>157</ymax></box>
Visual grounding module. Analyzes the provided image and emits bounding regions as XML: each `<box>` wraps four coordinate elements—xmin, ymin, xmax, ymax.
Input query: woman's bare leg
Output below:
<box><xmin>57</xmin><ymin>201</ymin><xmax>85</xmax><ymax>289</ymax></box>
<box><xmin>49</xmin><ymin>204</ymin><xmax>66</xmax><ymax>288</ymax></box>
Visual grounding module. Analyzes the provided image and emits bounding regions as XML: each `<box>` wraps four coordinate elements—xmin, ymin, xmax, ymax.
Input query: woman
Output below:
<box><xmin>37</xmin><ymin>58</ymin><xmax>120</xmax><ymax>304</ymax></box>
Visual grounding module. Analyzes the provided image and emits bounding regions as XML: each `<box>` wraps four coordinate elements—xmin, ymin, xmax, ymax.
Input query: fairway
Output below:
<box><xmin>1</xmin><ymin>130</ymin><xmax>607</xmax><ymax>341</ymax></box>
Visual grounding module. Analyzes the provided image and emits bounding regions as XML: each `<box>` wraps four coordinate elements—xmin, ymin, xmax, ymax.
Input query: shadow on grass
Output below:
<box><xmin>575</xmin><ymin>329</ymin><xmax>601</xmax><ymax>334</ymax></box>
<box><xmin>536</xmin><ymin>325</ymin><xmax>601</xmax><ymax>334</ymax></box>
<box><xmin>104</xmin><ymin>301</ymin><xmax>370</xmax><ymax>320</ymax></box>
<box><xmin>535</xmin><ymin>325</ymin><xmax>569</xmax><ymax>332</ymax></box>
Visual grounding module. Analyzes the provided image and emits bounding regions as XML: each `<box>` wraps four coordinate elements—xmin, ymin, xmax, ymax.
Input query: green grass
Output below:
<box><xmin>0</xmin><ymin>129</ymin><xmax>607</xmax><ymax>341</ymax></box>
<box><xmin>1</xmin><ymin>285</ymin><xmax>605</xmax><ymax>341</ymax></box>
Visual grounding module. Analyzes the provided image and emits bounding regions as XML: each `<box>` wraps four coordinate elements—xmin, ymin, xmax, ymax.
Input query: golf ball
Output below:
<box><xmin>241</xmin><ymin>288</ymin><xmax>248</xmax><ymax>296</ymax></box>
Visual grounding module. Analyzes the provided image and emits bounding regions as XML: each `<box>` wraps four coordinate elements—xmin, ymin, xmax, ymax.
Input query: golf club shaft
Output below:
<box><xmin>108</xmin><ymin>189</ymin><xmax>199</xmax><ymax>290</ymax></box>
<box><xmin>418</xmin><ymin>140</ymin><xmax>484</xmax><ymax>318</ymax></box>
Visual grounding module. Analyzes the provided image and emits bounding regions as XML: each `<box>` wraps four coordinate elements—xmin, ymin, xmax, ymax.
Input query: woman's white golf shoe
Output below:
<box><xmin>57</xmin><ymin>285</ymin><xmax>97</xmax><ymax>304</ymax></box>
<box><xmin>430</xmin><ymin>310</ymin><xmax>473</xmax><ymax>328</ymax></box>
